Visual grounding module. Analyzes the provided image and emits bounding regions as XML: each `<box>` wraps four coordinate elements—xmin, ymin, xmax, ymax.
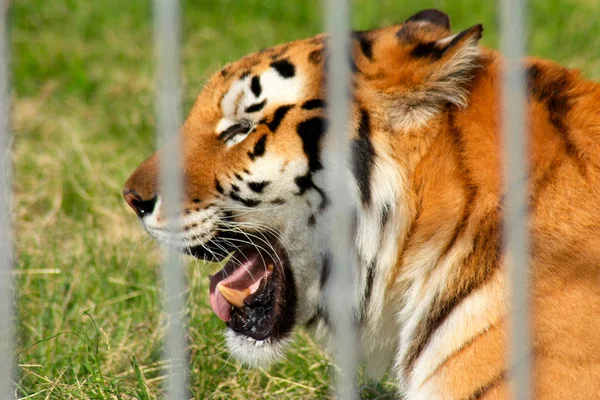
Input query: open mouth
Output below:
<box><xmin>189</xmin><ymin>236</ymin><xmax>296</xmax><ymax>341</ymax></box>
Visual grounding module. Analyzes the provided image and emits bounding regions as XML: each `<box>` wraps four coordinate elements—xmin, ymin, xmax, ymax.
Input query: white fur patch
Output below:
<box><xmin>353</xmin><ymin>149</ymin><xmax>407</xmax><ymax>376</ymax></box>
<box><xmin>225</xmin><ymin>330</ymin><xmax>292</xmax><ymax>369</ymax></box>
<box><xmin>387</xmin><ymin>104</ymin><xmax>439</xmax><ymax>133</ymax></box>
<box><xmin>436</xmin><ymin>33</ymin><xmax>459</xmax><ymax>47</ymax></box>
<box><xmin>258</xmin><ymin>68</ymin><xmax>304</xmax><ymax>107</ymax></box>
<box><xmin>219</xmin><ymin>66</ymin><xmax>305</xmax><ymax>129</ymax></box>
<box><xmin>396</xmin><ymin>235</ymin><xmax>474</xmax><ymax>389</ymax></box>
<box><xmin>216</xmin><ymin>118</ymin><xmax>237</xmax><ymax>134</ymax></box>
<box><xmin>216</xmin><ymin>64</ymin><xmax>306</xmax><ymax>152</ymax></box>
<box><xmin>220</xmin><ymin>75</ymin><xmax>251</xmax><ymax>117</ymax></box>
<box><xmin>407</xmin><ymin>271</ymin><xmax>507</xmax><ymax>398</ymax></box>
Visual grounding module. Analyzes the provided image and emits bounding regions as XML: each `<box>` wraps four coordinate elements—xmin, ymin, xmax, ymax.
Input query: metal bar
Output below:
<box><xmin>323</xmin><ymin>1</ymin><xmax>357</xmax><ymax>399</ymax></box>
<box><xmin>500</xmin><ymin>0</ymin><xmax>532</xmax><ymax>398</ymax></box>
<box><xmin>0</xmin><ymin>0</ymin><xmax>14</xmax><ymax>397</ymax></box>
<box><xmin>0</xmin><ymin>0</ymin><xmax>14</xmax><ymax>398</ymax></box>
<box><xmin>153</xmin><ymin>0</ymin><xmax>188</xmax><ymax>398</ymax></box>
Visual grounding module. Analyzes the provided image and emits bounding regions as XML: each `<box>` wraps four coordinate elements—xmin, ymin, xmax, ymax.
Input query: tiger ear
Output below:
<box><xmin>415</xmin><ymin>24</ymin><xmax>484</xmax><ymax>107</ymax></box>
<box><xmin>433</xmin><ymin>24</ymin><xmax>483</xmax><ymax>60</ymax></box>
<box><xmin>410</xmin><ymin>24</ymin><xmax>483</xmax><ymax>62</ymax></box>
<box><xmin>388</xmin><ymin>24</ymin><xmax>484</xmax><ymax>131</ymax></box>
<box><xmin>406</xmin><ymin>9</ymin><xmax>451</xmax><ymax>30</ymax></box>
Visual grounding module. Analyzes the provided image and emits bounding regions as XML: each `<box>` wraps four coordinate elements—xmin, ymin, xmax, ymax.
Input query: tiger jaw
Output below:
<box><xmin>123</xmin><ymin>185</ymin><xmax>305</xmax><ymax>358</ymax></box>
<box><xmin>206</xmin><ymin>243</ymin><xmax>297</xmax><ymax>342</ymax></box>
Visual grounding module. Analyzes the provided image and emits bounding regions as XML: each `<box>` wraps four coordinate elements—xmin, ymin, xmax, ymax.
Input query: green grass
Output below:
<box><xmin>11</xmin><ymin>0</ymin><xmax>600</xmax><ymax>398</ymax></box>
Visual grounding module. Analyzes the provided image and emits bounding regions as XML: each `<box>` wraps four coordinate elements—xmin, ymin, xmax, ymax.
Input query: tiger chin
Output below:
<box><xmin>123</xmin><ymin>9</ymin><xmax>600</xmax><ymax>400</ymax></box>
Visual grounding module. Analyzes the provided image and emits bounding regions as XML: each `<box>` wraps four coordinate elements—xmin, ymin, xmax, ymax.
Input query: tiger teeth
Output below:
<box><xmin>217</xmin><ymin>283</ymin><xmax>250</xmax><ymax>308</ymax></box>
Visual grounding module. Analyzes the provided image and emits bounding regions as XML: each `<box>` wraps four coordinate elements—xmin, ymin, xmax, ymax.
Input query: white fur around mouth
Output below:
<box><xmin>246</xmin><ymin>336</ymin><xmax>271</xmax><ymax>347</ymax></box>
<box><xmin>225</xmin><ymin>330</ymin><xmax>292</xmax><ymax>369</ymax></box>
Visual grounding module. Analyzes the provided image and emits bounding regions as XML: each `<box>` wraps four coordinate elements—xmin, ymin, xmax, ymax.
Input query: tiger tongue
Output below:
<box><xmin>209</xmin><ymin>249</ymin><xmax>271</xmax><ymax>321</ymax></box>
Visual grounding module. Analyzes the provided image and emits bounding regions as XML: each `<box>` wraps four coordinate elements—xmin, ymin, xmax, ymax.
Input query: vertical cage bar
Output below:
<box><xmin>153</xmin><ymin>0</ymin><xmax>188</xmax><ymax>398</ymax></box>
<box><xmin>324</xmin><ymin>0</ymin><xmax>357</xmax><ymax>399</ymax></box>
<box><xmin>0</xmin><ymin>0</ymin><xmax>14</xmax><ymax>398</ymax></box>
<box><xmin>500</xmin><ymin>0</ymin><xmax>532</xmax><ymax>398</ymax></box>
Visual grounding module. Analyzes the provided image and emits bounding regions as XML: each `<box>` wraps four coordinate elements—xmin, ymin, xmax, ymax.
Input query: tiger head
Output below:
<box><xmin>123</xmin><ymin>9</ymin><xmax>484</xmax><ymax>369</ymax></box>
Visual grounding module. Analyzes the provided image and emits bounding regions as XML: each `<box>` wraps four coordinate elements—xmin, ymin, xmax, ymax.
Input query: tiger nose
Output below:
<box><xmin>123</xmin><ymin>189</ymin><xmax>158</xmax><ymax>218</ymax></box>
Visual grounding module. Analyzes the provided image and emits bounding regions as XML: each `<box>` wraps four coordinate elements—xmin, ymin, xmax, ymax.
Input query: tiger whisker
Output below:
<box><xmin>216</xmin><ymin>228</ymin><xmax>285</xmax><ymax>277</ymax></box>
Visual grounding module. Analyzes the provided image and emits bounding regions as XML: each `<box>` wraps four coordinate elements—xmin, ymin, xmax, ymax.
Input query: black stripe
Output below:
<box><xmin>269</xmin><ymin>45</ymin><xmax>289</xmax><ymax>61</ymax></box>
<box><xmin>296</xmin><ymin>117</ymin><xmax>326</xmax><ymax>172</ymax></box>
<box><xmin>313</xmin><ymin>183</ymin><xmax>330</xmax><ymax>210</ymax></box>
<box><xmin>349</xmin><ymin>55</ymin><xmax>359</xmax><ymax>73</ymax></box>
<box><xmin>247</xmin><ymin>181</ymin><xmax>269</xmax><ymax>193</ymax></box>
<box><xmin>248</xmin><ymin>134</ymin><xmax>267</xmax><ymax>160</ymax></box>
<box><xmin>229</xmin><ymin>191</ymin><xmax>261</xmax><ymax>207</ymax></box>
<box><xmin>294</xmin><ymin>174</ymin><xmax>313</xmax><ymax>195</ymax></box>
<box><xmin>218</xmin><ymin>124</ymin><xmax>246</xmax><ymax>142</ymax></box>
<box><xmin>215</xmin><ymin>178</ymin><xmax>225</xmax><ymax>194</ymax></box>
<box><xmin>466</xmin><ymin>371</ymin><xmax>506</xmax><ymax>400</ymax></box>
<box><xmin>381</xmin><ymin>202</ymin><xmax>391</xmax><ymax>228</ymax></box>
<box><xmin>316</xmin><ymin>306</ymin><xmax>331</xmax><ymax>328</ymax></box>
<box><xmin>352</xmin><ymin>109</ymin><xmax>376</xmax><ymax>205</ymax></box>
<box><xmin>267</xmin><ymin>105</ymin><xmax>294</xmax><ymax>132</ymax></box>
<box><xmin>354</xmin><ymin>32</ymin><xmax>373</xmax><ymax>60</ymax></box>
<box><xmin>220</xmin><ymin>67</ymin><xmax>231</xmax><ymax>78</ymax></box>
<box><xmin>304</xmin><ymin>310</ymin><xmax>321</xmax><ymax>328</ymax></box>
<box><xmin>245</xmin><ymin>100</ymin><xmax>267</xmax><ymax>113</ymax></box>
<box><xmin>319</xmin><ymin>253</ymin><xmax>331</xmax><ymax>289</ymax></box>
<box><xmin>396</xmin><ymin>26</ymin><xmax>417</xmax><ymax>44</ymax></box>
<box><xmin>294</xmin><ymin>173</ymin><xmax>329</xmax><ymax>210</ymax></box>
<box><xmin>215</xmin><ymin>179</ymin><xmax>225</xmax><ymax>195</ymax></box>
<box><xmin>361</xmin><ymin>259</ymin><xmax>376</xmax><ymax>320</ymax></box>
<box><xmin>250</xmin><ymin>75</ymin><xmax>262</xmax><ymax>97</ymax></box>
<box><xmin>301</xmin><ymin>99</ymin><xmax>326</xmax><ymax>110</ymax></box>
<box><xmin>530</xmin><ymin>158</ymin><xmax>562</xmax><ymax>212</ymax></box>
<box><xmin>439</xmin><ymin>112</ymin><xmax>478</xmax><ymax>259</ymax></box>
<box><xmin>526</xmin><ymin>64</ymin><xmax>584</xmax><ymax>174</ymax></box>
<box><xmin>411</xmin><ymin>41</ymin><xmax>444</xmax><ymax>60</ymax></box>
<box><xmin>270</xmin><ymin>59</ymin><xmax>295</xmax><ymax>78</ymax></box>
<box><xmin>402</xmin><ymin>210</ymin><xmax>501</xmax><ymax>378</ymax></box>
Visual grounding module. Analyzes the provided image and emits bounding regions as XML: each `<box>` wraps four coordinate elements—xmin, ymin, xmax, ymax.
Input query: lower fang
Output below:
<box><xmin>217</xmin><ymin>283</ymin><xmax>249</xmax><ymax>308</ymax></box>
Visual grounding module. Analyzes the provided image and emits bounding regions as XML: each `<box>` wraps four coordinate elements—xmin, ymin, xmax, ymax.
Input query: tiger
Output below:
<box><xmin>123</xmin><ymin>9</ymin><xmax>600</xmax><ymax>399</ymax></box>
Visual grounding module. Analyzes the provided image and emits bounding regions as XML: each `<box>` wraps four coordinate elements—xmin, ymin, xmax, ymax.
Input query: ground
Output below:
<box><xmin>11</xmin><ymin>0</ymin><xmax>600</xmax><ymax>398</ymax></box>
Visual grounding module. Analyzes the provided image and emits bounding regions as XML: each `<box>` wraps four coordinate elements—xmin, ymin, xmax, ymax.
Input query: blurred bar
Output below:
<box><xmin>500</xmin><ymin>0</ymin><xmax>532</xmax><ymax>398</ymax></box>
<box><xmin>323</xmin><ymin>0</ymin><xmax>358</xmax><ymax>399</ymax></box>
<box><xmin>153</xmin><ymin>0</ymin><xmax>188</xmax><ymax>398</ymax></box>
<box><xmin>0</xmin><ymin>0</ymin><xmax>14</xmax><ymax>397</ymax></box>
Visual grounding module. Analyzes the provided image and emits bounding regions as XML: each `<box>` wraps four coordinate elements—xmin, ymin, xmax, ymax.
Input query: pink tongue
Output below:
<box><xmin>209</xmin><ymin>249</ymin><xmax>271</xmax><ymax>321</ymax></box>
